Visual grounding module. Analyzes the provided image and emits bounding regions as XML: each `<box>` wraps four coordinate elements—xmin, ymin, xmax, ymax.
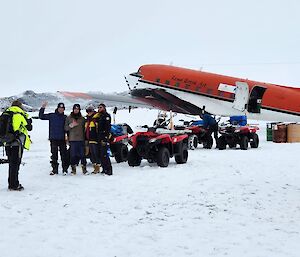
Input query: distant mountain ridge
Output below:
<box><xmin>0</xmin><ymin>90</ymin><xmax>71</xmax><ymax>112</ymax></box>
<box><xmin>0</xmin><ymin>90</ymin><xmax>140</xmax><ymax>112</ymax></box>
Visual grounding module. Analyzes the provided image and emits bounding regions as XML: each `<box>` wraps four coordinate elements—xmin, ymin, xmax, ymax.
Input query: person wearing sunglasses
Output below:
<box><xmin>97</xmin><ymin>103</ymin><xmax>112</xmax><ymax>175</ymax></box>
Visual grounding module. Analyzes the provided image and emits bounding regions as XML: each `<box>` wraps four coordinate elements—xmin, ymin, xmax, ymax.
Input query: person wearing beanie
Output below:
<box><xmin>84</xmin><ymin>104</ymin><xmax>101</xmax><ymax>174</ymax></box>
<box><xmin>65</xmin><ymin>104</ymin><xmax>87</xmax><ymax>175</ymax></box>
<box><xmin>39</xmin><ymin>101</ymin><xmax>69</xmax><ymax>175</ymax></box>
<box><xmin>3</xmin><ymin>100</ymin><xmax>32</xmax><ymax>191</ymax></box>
<box><xmin>97</xmin><ymin>103</ymin><xmax>113</xmax><ymax>175</ymax></box>
<box><xmin>57</xmin><ymin>102</ymin><xmax>65</xmax><ymax>109</ymax></box>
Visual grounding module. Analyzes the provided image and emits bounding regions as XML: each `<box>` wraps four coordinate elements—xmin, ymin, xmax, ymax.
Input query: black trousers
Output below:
<box><xmin>50</xmin><ymin>140</ymin><xmax>69</xmax><ymax>172</ymax></box>
<box><xmin>99</xmin><ymin>142</ymin><xmax>112</xmax><ymax>175</ymax></box>
<box><xmin>207</xmin><ymin>123</ymin><xmax>219</xmax><ymax>146</ymax></box>
<box><xmin>5</xmin><ymin>145</ymin><xmax>23</xmax><ymax>189</ymax></box>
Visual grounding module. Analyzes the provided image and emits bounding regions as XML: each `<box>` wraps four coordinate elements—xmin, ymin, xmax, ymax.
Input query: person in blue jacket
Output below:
<box><xmin>200</xmin><ymin>111</ymin><xmax>219</xmax><ymax>148</ymax></box>
<box><xmin>39</xmin><ymin>102</ymin><xmax>69</xmax><ymax>175</ymax></box>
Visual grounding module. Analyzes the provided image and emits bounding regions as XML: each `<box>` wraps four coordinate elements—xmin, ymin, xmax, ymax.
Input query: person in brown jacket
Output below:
<box><xmin>65</xmin><ymin>104</ymin><xmax>87</xmax><ymax>175</ymax></box>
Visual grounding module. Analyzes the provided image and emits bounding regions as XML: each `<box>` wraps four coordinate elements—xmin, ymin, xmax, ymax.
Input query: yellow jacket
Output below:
<box><xmin>7</xmin><ymin>106</ymin><xmax>31</xmax><ymax>150</ymax></box>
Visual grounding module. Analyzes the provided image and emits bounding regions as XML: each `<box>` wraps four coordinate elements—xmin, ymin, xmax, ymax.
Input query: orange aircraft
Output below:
<box><xmin>124</xmin><ymin>64</ymin><xmax>300</xmax><ymax>122</ymax></box>
<box><xmin>61</xmin><ymin>64</ymin><xmax>300</xmax><ymax>122</ymax></box>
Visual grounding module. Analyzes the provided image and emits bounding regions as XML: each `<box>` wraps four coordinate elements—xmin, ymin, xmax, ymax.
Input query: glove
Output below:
<box><xmin>26</xmin><ymin>118</ymin><xmax>33</xmax><ymax>131</ymax></box>
<box><xmin>100</xmin><ymin>140</ymin><xmax>107</xmax><ymax>146</ymax></box>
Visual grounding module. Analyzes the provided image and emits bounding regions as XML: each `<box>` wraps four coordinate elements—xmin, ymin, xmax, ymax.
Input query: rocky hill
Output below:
<box><xmin>0</xmin><ymin>90</ymin><xmax>146</xmax><ymax>112</ymax></box>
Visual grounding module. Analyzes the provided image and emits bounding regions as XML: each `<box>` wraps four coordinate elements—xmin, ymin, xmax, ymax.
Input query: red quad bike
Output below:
<box><xmin>217</xmin><ymin>123</ymin><xmax>259</xmax><ymax>150</ymax></box>
<box><xmin>109</xmin><ymin>123</ymin><xmax>133</xmax><ymax>163</ymax></box>
<box><xmin>175</xmin><ymin>120</ymin><xmax>213</xmax><ymax>149</ymax></box>
<box><xmin>127</xmin><ymin>127</ymin><xmax>189</xmax><ymax>167</ymax></box>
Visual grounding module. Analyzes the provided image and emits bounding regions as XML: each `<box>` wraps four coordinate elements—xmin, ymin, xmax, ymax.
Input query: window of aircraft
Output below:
<box><xmin>165</xmin><ymin>80</ymin><xmax>170</xmax><ymax>85</ymax></box>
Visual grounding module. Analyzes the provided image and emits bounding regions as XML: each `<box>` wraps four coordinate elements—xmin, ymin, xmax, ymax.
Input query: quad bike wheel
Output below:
<box><xmin>128</xmin><ymin>148</ymin><xmax>142</xmax><ymax>166</ymax></box>
<box><xmin>250</xmin><ymin>133</ymin><xmax>259</xmax><ymax>148</ymax></box>
<box><xmin>175</xmin><ymin>143</ymin><xmax>188</xmax><ymax>164</ymax></box>
<box><xmin>156</xmin><ymin>147</ymin><xmax>170</xmax><ymax>167</ymax></box>
<box><xmin>114</xmin><ymin>143</ymin><xmax>128</xmax><ymax>163</ymax></box>
<box><xmin>240</xmin><ymin>136</ymin><xmax>249</xmax><ymax>150</ymax></box>
<box><xmin>188</xmin><ymin>135</ymin><xmax>198</xmax><ymax>150</ymax></box>
<box><xmin>217</xmin><ymin>136</ymin><xmax>227</xmax><ymax>150</ymax></box>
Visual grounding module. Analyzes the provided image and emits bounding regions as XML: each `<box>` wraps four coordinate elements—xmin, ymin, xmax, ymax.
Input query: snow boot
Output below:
<box><xmin>71</xmin><ymin>165</ymin><xmax>76</xmax><ymax>175</ymax></box>
<box><xmin>91</xmin><ymin>164</ymin><xmax>100</xmax><ymax>174</ymax></box>
<box><xmin>50</xmin><ymin>162</ymin><xmax>59</xmax><ymax>175</ymax></box>
<box><xmin>50</xmin><ymin>161</ymin><xmax>58</xmax><ymax>175</ymax></box>
<box><xmin>82</xmin><ymin>165</ymin><xmax>88</xmax><ymax>175</ymax></box>
<box><xmin>9</xmin><ymin>184</ymin><xmax>24</xmax><ymax>191</ymax></box>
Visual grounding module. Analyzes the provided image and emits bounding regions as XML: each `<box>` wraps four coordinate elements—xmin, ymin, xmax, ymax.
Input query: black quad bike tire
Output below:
<box><xmin>250</xmin><ymin>133</ymin><xmax>259</xmax><ymax>148</ymax></box>
<box><xmin>217</xmin><ymin>136</ymin><xmax>227</xmax><ymax>150</ymax></box>
<box><xmin>175</xmin><ymin>143</ymin><xmax>188</xmax><ymax>164</ymax></box>
<box><xmin>156</xmin><ymin>147</ymin><xmax>170</xmax><ymax>167</ymax></box>
<box><xmin>128</xmin><ymin>148</ymin><xmax>142</xmax><ymax>167</ymax></box>
<box><xmin>114</xmin><ymin>143</ymin><xmax>128</xmax><ymax>163</ymax></box>
<box><xmin>240</xmin><ymin>136</ymin><xmax>249</xmax><ymax>150</ymax></box>
<box><xmin>188</xmin><ymin>135</ymin><xmax>198</xmax><ymax>150</ymax></box>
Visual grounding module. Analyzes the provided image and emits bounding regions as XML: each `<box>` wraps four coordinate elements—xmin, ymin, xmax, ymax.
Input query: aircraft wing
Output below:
<box><xmin>58</xmin><ymin>91</ymin><xmax>155</xmax><ymax>109</ymax></box>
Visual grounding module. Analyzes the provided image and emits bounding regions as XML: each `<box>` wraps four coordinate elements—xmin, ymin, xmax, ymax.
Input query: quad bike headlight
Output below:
<box><xmin>149</xmin><ymin>138</ymin><xmax>157</xmax><ymax>143</ymax></box>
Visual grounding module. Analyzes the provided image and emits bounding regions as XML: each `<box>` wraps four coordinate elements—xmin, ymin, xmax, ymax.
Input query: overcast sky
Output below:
<box><xmin>0</xmin><ymin>0</ymin><xmax>300</xmax><ymax>97</ymax></box>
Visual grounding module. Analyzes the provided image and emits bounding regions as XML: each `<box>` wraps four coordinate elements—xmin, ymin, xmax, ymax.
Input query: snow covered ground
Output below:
<box><xmin>0</xmin><ymin>108</ymin><xmax>299</xmax><ymax>257</ymax></box>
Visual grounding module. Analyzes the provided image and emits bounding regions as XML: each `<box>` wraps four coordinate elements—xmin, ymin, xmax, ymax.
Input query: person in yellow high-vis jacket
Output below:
<box><xmin>5</xmin><ymin>100</ymin><xmax>32</xmax><ymax>191</ymax></box>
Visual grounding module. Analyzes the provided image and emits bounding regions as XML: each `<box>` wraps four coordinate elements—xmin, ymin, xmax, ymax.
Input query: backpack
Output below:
<box><xmin>0</xmin><ymin>111</ymin><xmax>16</xmax><ymax>146</ymax></box>
<box><xmin>110</xmin><ymin>124</ymin><xmax>124</xmax><ymax>136</ymax></box>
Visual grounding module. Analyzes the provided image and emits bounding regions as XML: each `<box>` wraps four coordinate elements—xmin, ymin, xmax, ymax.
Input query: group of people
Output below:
<box><xmin>39</xmin><ymin>102</ymin><xmax>113</xmax><ymax>176</ymax></box>
<box><xmin>2</xmin><ymin>100</ymin><xmax>113</xmax><ymax>191</ymax></box>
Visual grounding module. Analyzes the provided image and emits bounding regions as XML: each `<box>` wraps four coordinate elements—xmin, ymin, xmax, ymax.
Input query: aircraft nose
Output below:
<box><xmin>129</xmin><ymin>72</ymin><xmax>142</xmax><ymax>78</ymax></box>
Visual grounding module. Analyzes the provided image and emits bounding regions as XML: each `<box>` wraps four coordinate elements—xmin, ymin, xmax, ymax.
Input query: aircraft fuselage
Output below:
<box><xmin>127</xmin><ymin>64</ymin><xmax>300</xmax><ymax>122</ymax></box>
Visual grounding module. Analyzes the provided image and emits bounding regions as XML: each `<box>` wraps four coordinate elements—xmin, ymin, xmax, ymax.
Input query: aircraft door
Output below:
<box><xmin>233</xmin><ymin>82</ymin><xmax>249</xmax><ymax>112</ymax></box>
<box><xmin>247</xmin><ymin>86</ymin><xmax>267</xmax><ymax>113</ymax></box>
